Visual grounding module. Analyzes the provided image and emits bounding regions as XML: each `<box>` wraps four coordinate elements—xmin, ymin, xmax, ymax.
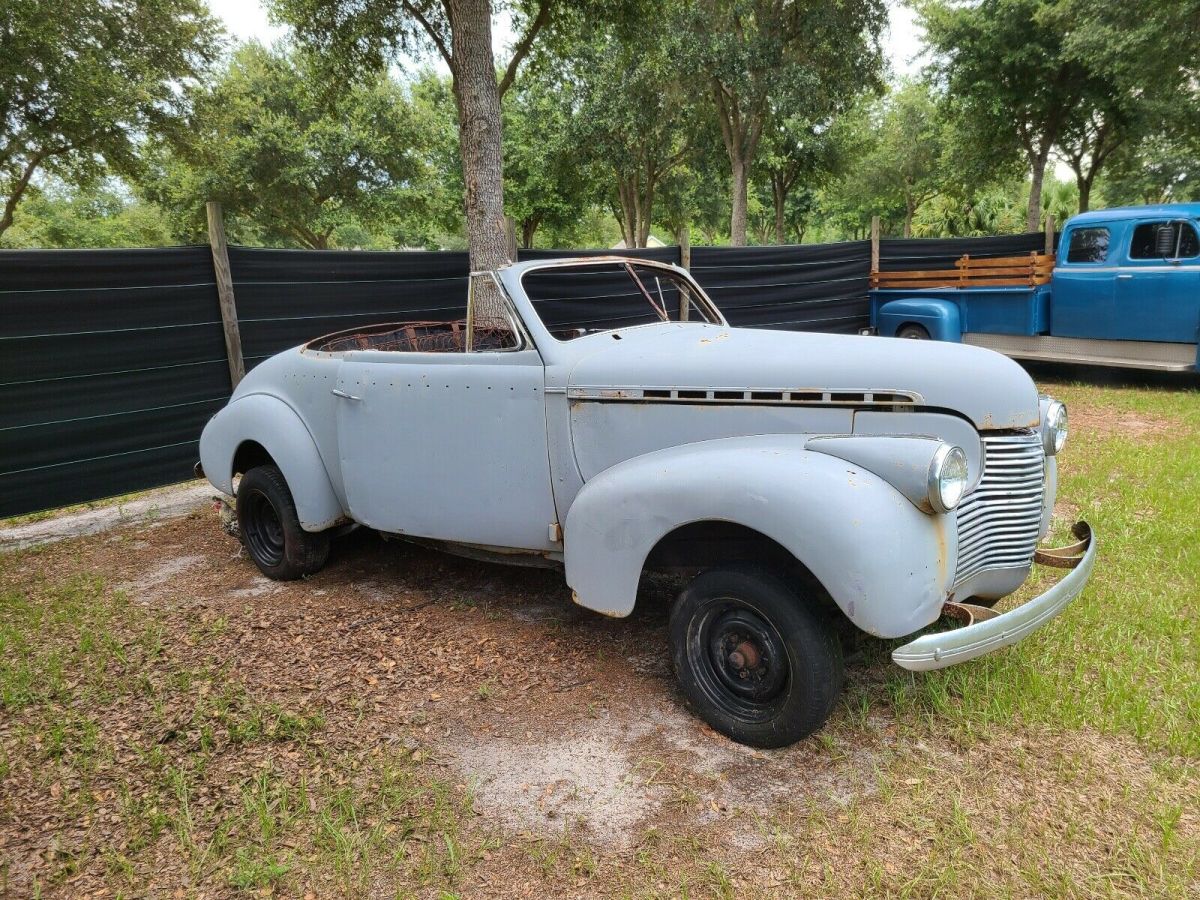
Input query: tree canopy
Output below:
<box><xmin>6</xmin><ymin>0</ymin><xmax>1199</xmax><ymax>252</ymax></box>
<box><xmin>143</xmin><ymin>44</ymin><xmax>431</xmax><ymax>249</ymax></box>
<box><xmin>0</xmin><ymin>0</ymin><xmax>219</xmax><ymax>237</ymax></box>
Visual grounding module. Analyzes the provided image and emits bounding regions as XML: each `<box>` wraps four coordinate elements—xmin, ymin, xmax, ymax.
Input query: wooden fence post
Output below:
<box><xmin>678</xmin><ymin>224</ymin><xmax>691</xmax><ymax>270</ymax></box>
<box><xmin>205</xmin><ymin>201</ymin><xmax>245</xmax><ymax>389</ymax></box>
<box><xmin>870</xmin><ymin>216</ymin><xmax>881</xmax><ymax>273</ymax></box>
<box><xmin>1044</xmin><ymin>214</ymin><xmax>1055</xmax><ymax>255</ymax></box>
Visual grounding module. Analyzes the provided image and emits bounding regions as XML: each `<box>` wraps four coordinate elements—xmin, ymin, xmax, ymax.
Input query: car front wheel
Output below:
<box><xmin>237</xmin><ymin>464</ymin><xmax>330</xmax><ymax>580</ymax></box>
<box><xmin>669</xmin><ymin>565</ymin><xmax>843</xmax><ymax>748</ymax></box>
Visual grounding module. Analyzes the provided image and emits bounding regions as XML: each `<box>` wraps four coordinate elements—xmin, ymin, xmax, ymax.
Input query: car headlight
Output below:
<box><xmin>1042</xmin><ymin>399</ymin><xmax>1068</xmax><ymax>455</ymax></box>
<box><xmin>928</xmin><ymin>444</ymin><xmax>969</xmax><ymax>513</ymax></box>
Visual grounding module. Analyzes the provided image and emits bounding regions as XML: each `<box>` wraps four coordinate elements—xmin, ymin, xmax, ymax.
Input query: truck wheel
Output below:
<box><xmin>669</xmin><ymin>565</ymin><xmax>843</xmax><ymax>748</ymax></box>
<box><xmin>898</xmin><ymin>324</ymin><xmax>930</xmax><ymax>340</ymax></box>
<box><xmin>237</xmin><ymin>465</ymin><xmax>330</xmax><ymax>580</ymax></box>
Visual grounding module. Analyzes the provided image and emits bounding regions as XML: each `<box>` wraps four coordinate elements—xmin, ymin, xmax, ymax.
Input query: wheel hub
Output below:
<box><xmin>727</xmin><ymin>639</ymin><xmax>761</xmax><ymax>672</ymax></box>
<box><xmin>706</xmin><ymin>607</ymin><xmax>787</xmax><ymax>703</ymax></box>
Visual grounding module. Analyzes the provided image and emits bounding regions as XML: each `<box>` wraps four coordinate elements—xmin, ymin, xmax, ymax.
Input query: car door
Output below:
<box><xmin>1049</xmin><ymin>222</ymin><xmax>1118</xmax><ymax>338</ymax></box>
<box><xmin>1115</xmin><ymin>219</ymin><xmax>1200</xmax><ymax>342</ymax></box>
<box><xmin>333</xmin><ymin>313</ymin><xmax>558</xmax><ymax>552</ymax></box>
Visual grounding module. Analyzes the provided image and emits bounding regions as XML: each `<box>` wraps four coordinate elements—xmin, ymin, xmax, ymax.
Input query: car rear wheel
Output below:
<box><xmin>237</xmin><ymin>464</ymin><xmax>329</xmax><ymax>580</ymax></box>
<box><xmin>897</xmin><ymin>324</ymin><xmax>931</xmax><ymax>340</ymax></box>
<box><xmin>669</xmin><ymin>565</ymin><xmax>843</xmax><ymax>748</ymax></box>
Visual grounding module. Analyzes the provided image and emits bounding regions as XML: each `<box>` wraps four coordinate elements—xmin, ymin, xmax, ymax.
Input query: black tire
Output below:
<box><xmin>897</xmin><ymin>324</ymin><xmax>931</xmax><ymax>340</ymax></box>
<box><xmin>236</xmin><ymin>464</ymin><xmax>329</xmax><ymax>580</ymax></box>
<box><xmin>669</xmin><ymin>565</ymin><xmax>843</xmax><ymax>748</ymax></box>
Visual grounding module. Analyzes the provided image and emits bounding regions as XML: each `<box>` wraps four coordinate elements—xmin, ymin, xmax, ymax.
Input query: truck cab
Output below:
<box><xmin>870</xmin><ymin>203</ymin><xmax>1200</xmax><ymax>371</ymax></box>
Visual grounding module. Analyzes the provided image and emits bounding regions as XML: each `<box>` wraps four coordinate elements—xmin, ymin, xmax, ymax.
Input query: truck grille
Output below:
<box><xmin>954</xmin><ymin>430</ymin><xmax>1045</xmax><ymax>585</ymax></box>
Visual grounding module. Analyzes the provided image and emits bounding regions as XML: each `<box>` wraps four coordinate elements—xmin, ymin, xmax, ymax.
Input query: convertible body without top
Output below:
<box><xmin>199</xmin><ymin>257</ymin><xmax>1095</xmax><ymax>746</ymax></box>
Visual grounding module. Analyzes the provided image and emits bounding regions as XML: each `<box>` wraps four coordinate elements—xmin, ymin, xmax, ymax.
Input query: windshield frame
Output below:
<box><xmin>512</xmin><ymin>256</ymin><xmax>726</xmax><ymax>343</ymax></box>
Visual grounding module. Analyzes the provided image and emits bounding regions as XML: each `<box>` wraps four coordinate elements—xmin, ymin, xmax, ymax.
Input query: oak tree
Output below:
<box><xmin>674</xmin><ymin>0</ymin><xmax>885</xmax><ymax>245</ymax></box>
<box><xmin>271</xmin><ymin>0</ymin><xmax>577</xmax><ymax>270</ymax></box>
<box><xmin>0</xmin><ymin>0</ymin><xmax>218</xmax><ymax>237</ymax></box>
<box><xmin>142</xmin><ymin>45</ymin><xmax>429</xmax><ymax>248</ymax></box>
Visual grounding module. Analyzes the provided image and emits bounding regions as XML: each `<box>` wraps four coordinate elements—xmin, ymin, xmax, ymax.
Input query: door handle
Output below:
<box><xmin>331</xmin><ymin>388</ymin><xmax>362</xmax><ymax>401</ymax></box>
<box><xmin>1116</xmin><ymin>274</ymin><xmax>1133</xmax><ymax>280</ymax></box>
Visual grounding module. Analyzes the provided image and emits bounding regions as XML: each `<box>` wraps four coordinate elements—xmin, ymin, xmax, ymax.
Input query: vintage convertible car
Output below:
<box><xmin>199</xmin><ymin>257</ymin><xmax>1096</xmax><ymax>747</ymax></box>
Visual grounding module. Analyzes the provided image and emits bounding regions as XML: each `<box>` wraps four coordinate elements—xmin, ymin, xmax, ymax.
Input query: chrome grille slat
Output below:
<box><xmin>953</xmin><ymin>430</ymin><xmax>1045</xmax><ymax>585</ymax></box>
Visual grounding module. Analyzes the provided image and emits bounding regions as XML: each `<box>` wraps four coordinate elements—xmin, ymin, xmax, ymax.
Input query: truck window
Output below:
<box><xmin>1066</xmin><ymin>227</ymin><xmax>1110</xmax><ymax>263</ymax></box>
<box><xmin>1130</xmin><ymin>221</ymin><xmax>1200</xmax><ymax>259</ymax></box>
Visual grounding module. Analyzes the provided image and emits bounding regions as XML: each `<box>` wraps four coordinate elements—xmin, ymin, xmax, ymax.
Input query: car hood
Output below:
<box><xmin>565</xmin><ymin>324</ymin><xmax>1040</xmax><ymax>430</ymax></box>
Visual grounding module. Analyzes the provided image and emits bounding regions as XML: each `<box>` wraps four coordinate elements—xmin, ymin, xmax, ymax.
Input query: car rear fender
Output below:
<box><xmin>563</xmin><ymin>434</ymin><xmax>955</xmax><ymax>637</ymax></box>
<box><xmin>876</xmin><ymin>296</ymin><xmax>963</xmax><ymax>341</ymax></box>
<box><xmin>198</xmin><ymin>393</ymin><xmax>345</xmax><ymax>532</ymax></box>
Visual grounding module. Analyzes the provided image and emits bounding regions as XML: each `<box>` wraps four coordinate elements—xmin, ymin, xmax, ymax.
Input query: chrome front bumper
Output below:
<box><xmin>892</xmin><ymin>522</ymin><xmax>1095</xmax><ymax>672</ymax></box>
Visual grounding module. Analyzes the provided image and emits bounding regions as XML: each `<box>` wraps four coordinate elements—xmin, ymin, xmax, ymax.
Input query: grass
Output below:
<box><xmin>875</xmin><ymin>376</ymin><xmax>1200</xmax><ymax>756</ymax></box>
<box><xmin>1</xmin><ymin>372</ymin><xmax>1197</xmax><ymax>897</ymax></box>
<box><xmin>0</xmin><ymin>575</ymin><xmax>473</xmax><ymax>896</ymax></box>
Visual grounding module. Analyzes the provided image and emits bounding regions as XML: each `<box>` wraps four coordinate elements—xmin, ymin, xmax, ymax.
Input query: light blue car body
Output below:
<box><xmin>200</xmin><ymin>256</ymin><xmax>1091</xmax><ymax>670</ymax></box>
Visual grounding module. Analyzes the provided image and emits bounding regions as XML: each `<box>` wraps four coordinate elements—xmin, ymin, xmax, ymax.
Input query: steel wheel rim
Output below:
<box><xmin>242</xmin><ymin>489</ymin><xmax>285</xmax><ymax>567</ymax></box>
<box><xmin>688</xmin><ymin>597</ymin><xmax>790</xmax><ymax>723</ymax></box>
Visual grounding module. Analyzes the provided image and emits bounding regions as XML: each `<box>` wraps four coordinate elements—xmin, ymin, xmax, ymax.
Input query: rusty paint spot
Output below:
<box><xmin>932</xmin><ymin>515</ymin><xmax>949</xmax><ymax>585</ymax></box>
<box><xmin>306</xmin><ymin>320</ymin><xmax>515</xmax><ymax>353</ymax></box>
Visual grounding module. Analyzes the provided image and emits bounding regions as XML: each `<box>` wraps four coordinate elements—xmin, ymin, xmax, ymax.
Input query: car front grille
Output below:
<box><xmin>953</xmin><ymin>430</ymin><xmax>1045</xmax><ymax>585</ymax></box>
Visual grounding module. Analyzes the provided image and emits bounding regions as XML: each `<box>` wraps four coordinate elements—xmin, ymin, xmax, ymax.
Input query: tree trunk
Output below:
<box><xmin>730</xmin><ymin>154</ymin><xmax>749</xmax><ymax>246</ymax></box>
<box><xmin>772</xmin><ymin>176</ymin><xmax>786</xmax><ymax>244</ymax></box>
<box><xmin>677</xmin><ymin>223</ymin><xmax>691</xmax><ymax>268</ymax></box>
<box><xmin>521</xmin><ymin>215</ymin><xmax>539</xmax><ymax>249</ymax></box>
<box><xmin>0</xmin><ymin>152</ymin><xmax>45</xmax><ymax>237</ymax></box>
<box><xmin>1077</xmin><ymin>172</ymin><xmax>1093</xmax><ymax>213</ymax></box>
<box><xmin>1026</xmin><ymin>150</ymin><xmax>1049</xmax><ymax>232</ymax></box>
<box><xmin>448</xmin><ymin>0</ymin><xmax>508</xmax><ymax>272</ymax></box>
<box><xmin>637</xmin><ymin>186</ymin><xmax>654</xmax><ymax>248</ymax></box>
<box><xmin>615</xmin><ymin>178</ymin><xmax>636</xmax><ymax>247</ymax></box>
<box><xmin>903</xmin><ymin>198</ymin><xmax>915</xmax><ymax>239</ymax></box>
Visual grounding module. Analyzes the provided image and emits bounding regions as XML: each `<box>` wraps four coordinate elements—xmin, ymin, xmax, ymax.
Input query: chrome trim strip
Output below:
<box><xmin>567</xmin><ymin>386</ymin><xmax>924</xmax><ymax>406</ymax></box>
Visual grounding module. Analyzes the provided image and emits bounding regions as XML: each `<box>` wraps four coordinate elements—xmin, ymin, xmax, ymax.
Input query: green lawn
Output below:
<box><xmin>0</xmin><ymin>371</ymin><xmax>1196</xmax><ymax>897</ymax></box>
<box><xmin>877</xmin><ymin>376</ymin><xmax>1200</xmax><ymax>757</ymax></box>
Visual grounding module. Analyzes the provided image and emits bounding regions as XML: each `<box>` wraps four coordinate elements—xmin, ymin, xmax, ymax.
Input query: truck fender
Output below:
<box><xmin>876</xmin><ymin>297</ymin><xmax>963</xmax><ymax>341</ymax></box>
<box><xmin>198</xmin><ymin>393</ymin><xmax>345</xmax><ymax>532</ymax></box>
<box><xmin>563</xmin><ymin>434</ymin><xmax>956</xmax><ymax>638</ymax></box>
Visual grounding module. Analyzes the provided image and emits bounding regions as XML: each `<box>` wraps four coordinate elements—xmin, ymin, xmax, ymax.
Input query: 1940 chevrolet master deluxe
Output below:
<box><xmin>199</xmin><ymin>257</ymin><xmax>1096</xmax><ymax>747</ymax></box>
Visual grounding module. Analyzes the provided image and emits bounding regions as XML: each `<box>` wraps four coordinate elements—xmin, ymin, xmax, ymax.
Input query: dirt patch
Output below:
<box><xmin>117</xmin><ymin>553</ymin><xmax>207</xmax><ymax>603</ymax></box>
<box><xmin>1068</xmin><ymin>406</ymin><xmax>1175</xmax><ymax>442</ymax></box>
<box><xmin>1</xmin><ymin>507</ymin><xmax>1194</xmax><ymax>897</ymax></box>
<box><xmin>456</xmin><ymin>720</ymin><xmax>667</xmax><ymax>848</ymax></box>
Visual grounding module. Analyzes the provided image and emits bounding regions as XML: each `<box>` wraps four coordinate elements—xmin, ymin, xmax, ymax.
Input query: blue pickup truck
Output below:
<box><xmin>868</xmin><ymin>203</ymin><xmax>1200</xmax><ymax>371</ymax></box>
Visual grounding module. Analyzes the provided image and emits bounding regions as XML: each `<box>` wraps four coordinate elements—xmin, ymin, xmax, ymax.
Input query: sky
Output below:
<box><xmin>204</xmin><ymin>0</ymin><xmax>927</xmax><ymax>78</ymax></box>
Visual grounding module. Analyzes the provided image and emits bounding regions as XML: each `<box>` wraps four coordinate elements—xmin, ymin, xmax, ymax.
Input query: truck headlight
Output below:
<box><xmin>928</xmin><ymin>444</ymin><xmax>969</xmax><ymax>513</ymax></box>
<box><xmin>1042</xmin><ymin>399</ymin><xmax>1068</xmax><ymax>456</ymax></box>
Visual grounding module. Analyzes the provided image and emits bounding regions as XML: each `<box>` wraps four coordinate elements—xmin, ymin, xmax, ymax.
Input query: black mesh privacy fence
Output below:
<box><xmin>0</xmin><ymin>233</ymin><xmax>1046</xmax><ymax>517</ymax></box>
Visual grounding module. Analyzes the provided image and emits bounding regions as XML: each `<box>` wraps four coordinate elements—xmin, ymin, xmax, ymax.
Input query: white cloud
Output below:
<box><xmin>885</xmin><ymin>1</ymin><xmax>925</xmax><ymax>78</ymax></box>
<box><xmin>205</xmin><ymin>0</ymin><xmax>286</xmax><ymax>45</ymax></box>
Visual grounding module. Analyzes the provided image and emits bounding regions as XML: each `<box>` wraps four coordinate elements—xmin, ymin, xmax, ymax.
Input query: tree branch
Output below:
<box><xmin>498</xmin><ymin>1</ymin><xmax>551</xmax><ymax>99</ymax></box>
<box><xmin>0</xmin><ymin>151</ymin><xmax>47</xmax><ymax>236</ymax></box>
<box><xmin>405</xmin><ymin>1</ymin><xmax>452</xmax><ymax>69</ymax></box>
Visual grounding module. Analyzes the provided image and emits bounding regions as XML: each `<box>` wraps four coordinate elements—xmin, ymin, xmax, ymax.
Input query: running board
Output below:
<box><xmin>962</xmin><ymin>333</ymin><xmax>1197</xmax><ymax>372</ymax></box>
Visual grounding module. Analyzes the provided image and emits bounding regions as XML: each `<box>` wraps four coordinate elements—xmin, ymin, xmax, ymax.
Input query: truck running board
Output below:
<box><xmin>962</xmin><ymin>333</ymin><xmax>1197</xmax><ymax>372</ymax></box>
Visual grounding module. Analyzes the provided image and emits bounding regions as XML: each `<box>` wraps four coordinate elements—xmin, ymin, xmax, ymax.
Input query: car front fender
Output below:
<box><xmin>876</xmin><ymin>297</ymin><xmax>962</xmax><ymax>341</ymax></box>
<box><xmin>563</xmin><ymin>434</ymin><xmax>956</xmax><ymax>637</ymax></box>
<box><xmin>198</xmin><ymin>393</ymin><xmax>345</xmax><ymax>532</ymax></box>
